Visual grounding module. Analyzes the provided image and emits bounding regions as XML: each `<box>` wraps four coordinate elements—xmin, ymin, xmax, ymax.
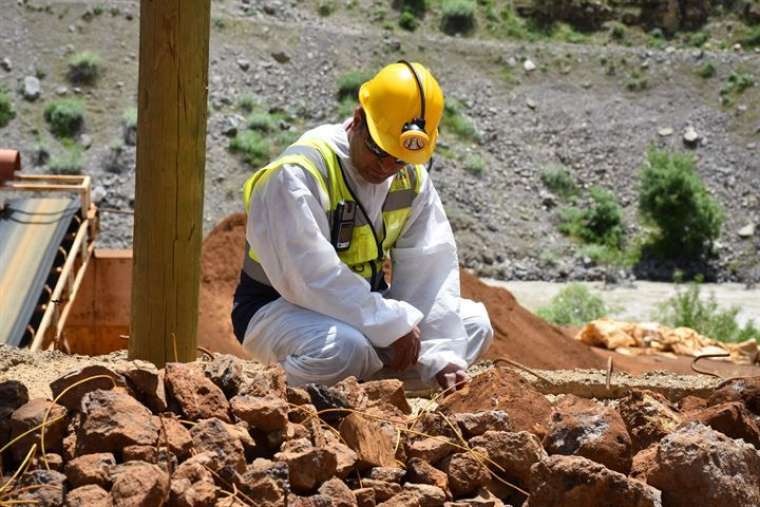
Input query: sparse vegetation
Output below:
<box><xmin>44</xmin><ymin>99</ymin><xmax>85</xmax><ymax>138</ymax></box>
<box><xmin>696</xmin><ymin>62</ymin><xmax>716</xmax><ymax>79</ymax></box>
<box><xmin>238</xmin><ymin>95</ymin><xmax>260</xmax><ymax>113</ymax></box>
<box><xmin>742</xmin><ymin>25</ymin><xmax>760</xmax><ymax>48</ymax></box>
<box><xmin>625</xmin><ymin>70</ymin><xmax>649</xmax><ymax>92</ymax></box>
<box><xmin>638</xmin><ymin>148</ymin><xmax>724</xmax><ymax>259</ymax></box>
<box><xmin>609</xmin><ymin>22</ymin><xmax>626</xmax><ymax>41</ymax></box>
<box><xmin>441</xmin><ymin>98</ymin><xmax>478</xmax><ymax>142</ymax></box>
<box><xmin>719</xmin><ymin>71</ymin><xmax>755</xmax><ymax>106</ymax></box>
<box><xmin>656</xmin><ymin>282</ymin><xmax>760</xmax><ymax>343</ymax></box>
<box><xmin>399</xmin><ymin>10</ymin><xmax>418</xmax><ymax>31</ymax></box>
<box><xmin>463</xmin><ymin>154</ymin><xmax>485</xmax><ymax>176</ymax></box>
<box><xmin>440</xmin><ymin>0</ymin><xmax>476</xmax><ymax>35</ymax></box>
<box><xmin>67</xmin><ymin>51</ymin><xmax>101</xmax><ymax>85</ymax></box>
<box><xmin>48</xmin><ymin>144</ymin><xmax>83</xmax><ymax>175</ymax></box>
<box><xmin>687</xmin><ymin>31</ymin><xmax>709</xmax><ymax>47</ymax></box>
<box><xmin>336</xmin><ymin>70</ymin><xmax>373</xmax><ymax>100</ymax></box>
<box><xmin>541</xmin><ymin>165</ymin><xmax>578</xmax><ymax>200</ymax></box>
<box><xmin>318</xmin><ymin>0</ymin><xmax>336</xmax><ymax>17</ymax></box>
<box><xmin>537</xmin><ymin>283</ymin><xmax>609</xmax><ymax>326</ymax></box>
<box><xmin>0</xmin><ymin>90</ymin><xmax>15</xmax><ymax>128</ymax></box>
<box><xmin>229</xmin><ymin>130</ymin><xmax>271</xmax><ymax>167</ymax></box>
<box><xmin>394</xmin><ymin>0</ymin><xmax>427</xmax><ymax>17</ymax></box>
<box><xmin>246</xmin><ymin>112</ymin><xmax>277</xmax><ymax>133</ymax></box>
<box><xmin>559</xmin><ymin>187</ymin><xmax>624</xmax><ymax>248</ymax></box>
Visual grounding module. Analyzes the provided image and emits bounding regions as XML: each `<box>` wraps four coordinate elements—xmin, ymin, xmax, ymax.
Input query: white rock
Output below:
<box><xmin>523</xmin><ymin>59</ymin><xmax>536</xmax><ymax>72</ymax></box>
<box><xmin>738</xmin><ymin>224</ymin><xmax>755</xmax><ymax>238</ymax></box>
<box><xmin>683</xmin><ymin>126</ymin><xmax>699</xmax><ymax>146</ymax></box>
<box><xmin>23</xmin><ymin>76</ymin><xmax>41</xmax><ymax>101</ymax></box>
<box><xmin>658</xmin><ymin>127</ymin><xmax>673</xmax><ymax>137</ymax></box>
<box><xmin>1</xmin><ymin>57</ymin><xmax>11</xmax><ymax>72</ymax></box>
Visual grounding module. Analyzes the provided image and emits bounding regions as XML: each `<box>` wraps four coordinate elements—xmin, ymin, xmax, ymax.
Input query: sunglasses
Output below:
<box><xmin>363</xmin><ymin>116</ymin><xmax>405</xmax><ymax>165</ymax></box>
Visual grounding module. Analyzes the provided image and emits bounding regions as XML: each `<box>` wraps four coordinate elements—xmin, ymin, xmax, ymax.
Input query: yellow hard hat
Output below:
<box><xmin>358</xmin><ymin>61</ymin><xmax>444</xmax><ymax>165</ymax></box>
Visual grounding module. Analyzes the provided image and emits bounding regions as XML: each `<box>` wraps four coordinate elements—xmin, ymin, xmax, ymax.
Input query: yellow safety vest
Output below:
<box><xmin>241</xmin><ymin>138</ymin><xmax>424</xmax><ymax>290</ymax></box>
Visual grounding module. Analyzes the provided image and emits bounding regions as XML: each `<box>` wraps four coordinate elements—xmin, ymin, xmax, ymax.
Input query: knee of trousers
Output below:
<box><xmin>281</xmin><ymin>324</ymin><xmax>382</xmax><ymax>386</ymax></box>
<box><xmin>467</xmin><ymin>303</ymin><xmax>494</xmax><ymax>354</ymax></box>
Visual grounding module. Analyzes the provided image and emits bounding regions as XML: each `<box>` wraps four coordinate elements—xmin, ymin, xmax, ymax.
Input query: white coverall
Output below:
<box><xmin>241</xmin><ymin>121</ymin><xmax>493</xmax><ymax>386</ymax></box>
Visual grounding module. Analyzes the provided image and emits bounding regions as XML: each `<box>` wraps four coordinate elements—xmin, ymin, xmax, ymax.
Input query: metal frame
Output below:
<box><xmin>0</xmin><ymin>173</ymin><xmax>97</xmax><ymax>351</ymax></box>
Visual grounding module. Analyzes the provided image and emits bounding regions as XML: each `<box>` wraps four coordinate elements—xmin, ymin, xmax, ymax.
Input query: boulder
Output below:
<box><xmin>618</xmin><ymin>390</ymin><xmax>683</xmax><ymax>452</ymax></box>
<box><xmin>440</xmin><ymin>451</ymin><xmax>490</xmax><ymax>498</ymax></box>
<box><xmin>684</xmin><ymin>401</ymin><xmax>760</xmax><ymax>448</ymax></box>
<box><xmin>165</xmin><ymin>362</ymin><xmax>231</xmax><ymax>422</ymax></box>
<box><xmin>65</xmin><ymin>484</ymin><xmax>113</xmax><ymax>507</ymax></box>
<box><xmin>111</xmin><ymin>461</ymin><xmax>170</xmax><ymax>507</ymax></box>
<box><xmin>709</xmin><ymin>377</ymin><xmax>760</xmax><ymax>415</ymax></box>
<box><xmin>9</xmin><ymin>399</ymin><xmax>68</xmax><ymax>461</ymax></box>
<box><xmin>230</xmin><ymin>394</ymin><xmax>289</xmax><ymax>432</ymax></box>
<box><xmin>645</xmin><ymin>423</ymin><xmax>760</xmax><ymax>507</ymax></box>
<box><xmin>542</xmin><ymin>395</ymin><xmax>632</xmax><ymax>474</ymax></box>
<box><xmin>64</xmin><ymin>452</ymin><xmax>116</xmax><ymax>489</ymax></box>
<box><xmin>274</xmin><ymin>444</ymin><xmax>337</xmax><ymax>492</ymax></box>
<box><xmin>362</xmin><ymin>379</ymin><xmax>411</xmax><ymax>414</ymax></box>
<box><xmin>339</xmin><ymin>413</ymin><xmax>397</xmax><ymax>469</ymax></box>
<box><xmin>468</xmin><ymin>430</ymin><xmax>546</xmax><ymax>488</ymax></box>
<box><xmin>319</xmin><ymin>478</ymin><xmax>358</xmax><ymax>507</ymax></box>
<box><xmin>529</xmin><ymin>455</ymin><xmax>662</xmax><ymax>507</ymax></box>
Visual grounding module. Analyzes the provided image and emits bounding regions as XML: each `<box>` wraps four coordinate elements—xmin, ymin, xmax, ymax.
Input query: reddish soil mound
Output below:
<box><xmin>460</xmin><ymin>270</ymin><xmax>606</xmax><ymax>370</ymax></box>
<box><xmin>198</xmin><ymin>213</ymin><xmax>606</xmax><ymax>371</ymax></box>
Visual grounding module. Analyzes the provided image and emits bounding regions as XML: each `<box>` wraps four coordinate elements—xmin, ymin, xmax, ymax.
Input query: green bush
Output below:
<box><xmin>67</xmin><ymin>51</ymin><xmax>101</xmax><ymax>85</ymax></box>
<box><xmin>441</xmin><ymin>98</ymin><xmax>478</xmax><ymax>141</ymax></box>
<box><xmin>656</xmin><ymin>283</ymin><xmax>760</xmax><ymax>343</ymax></box>
<box><xmin>337</xmin><ymin>97</ymin><xmax>358</xmax><ymax>118</ymax></box>
<box><xmin>44</xmin><ymin>99</ymin><xmax>85</xmax><ymax>138</ymax></box>
<box><xmin>541</xmin><ymin>165</ymin><xmax>578</xmax><ymax>200</ymax></box>
<box><xmin>638</xmin><ymin>148</ymin><xmax>724</xmax><ymax>258</ymax></box>
<box><xmin>742</xmin><ymin>25</ymin><xmax>760</xmax><ymax>48</ymax></box>
<box><xmin>559</xmin><ymin>187</ymin><xmax>624</xmax><ymax>247</ymax></box>
<box><xmin>537</xmin><ymin>283</ymin><xmax>609</xmax><ymax>326</ymax></box>
<box><xmin>441</xmin><ymin>0</ymin><xmax>476</xmax><ymax>35</ymax></box>
<box><xmin>48</xmin><ymin>145</ymin><xmax>83</xmax><ymax>175</ymax></box>
<box><xmin>696</xmin><ymin>62</ymin><xmax>716</xmax><ymax>79</ymax></box>
<box><xmin>609</xmin><ymin>22</ymin><xmax>626</xmax><ymax>41</ymax></box>
<box><xmin>463</xmin><ymin>154</ymin><xmax>485</xmax><ymax>176</ymax></box>
<box><xmin>399</xmin><ymin>10</ymin><xmax>418</xmax><ymax>30</ymax></box>
<box><xmin>230</xmin><ymin>130</ymin><xmax>271</xmax><ymax>167</ymax></box>
<box><xmin>238</xmin><ymin>95</ymin><xmax>259</xmax><ymax>113</ymax></box>
<box><xmin>318</xmin><ymin>0</ymin><xmax>336</xmax><ymax>16</ymax></box>
<box><xmin>394</xmin><ymin>0</ymin><xmax>427</xmax><ymax>17</ymax></box>
<box><xmin>0</xmin><ymin>90</ymin><xmax>15</xmax><ymax>128</ymax></box>
<box><xmin>687</xmin><ymin>31</ymin><xmax>709</xmax><ymax>47</ymax></box>
<box><xmin>247</xmin><ymin>112</ymin><xmax>276</xmax><ymax>132</ymax></box>
<box><xmin>720</xmin><ymin>71</ymin><xmax>755</xmax><ymax>106</ymax></box>
<box><xmin>122</xmin><ymin>107</ymin><xmax>137</xmax><ymax>129</ymax></box>
<box><xmin>337</xmin><ymin>69</ymin><xmax>373</xmax><ymax>100</ymax></box>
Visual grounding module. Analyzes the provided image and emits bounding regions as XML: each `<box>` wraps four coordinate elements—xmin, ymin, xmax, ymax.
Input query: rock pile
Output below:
<box><xmin>1</xmin><ymin>359</ymin><xmax>760</xmax><ymax>506</ymax></box>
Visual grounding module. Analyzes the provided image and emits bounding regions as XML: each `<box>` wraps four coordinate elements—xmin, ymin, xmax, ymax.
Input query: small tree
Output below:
<box><xmin>638</xmin><ymin>148</ymin><xmax>724</xmax><ymax>259</ymax></box>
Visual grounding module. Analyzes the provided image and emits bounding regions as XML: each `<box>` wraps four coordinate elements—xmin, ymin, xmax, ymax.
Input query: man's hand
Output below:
<box><xmin>389</xmin><ymin>325</ymin><xmax>421</xmax><ymax>371</ymax></box>
<box><xmin>435</xmin><ymin>363</ymin><xmax>468</xmax><ymax>392</ymax></box>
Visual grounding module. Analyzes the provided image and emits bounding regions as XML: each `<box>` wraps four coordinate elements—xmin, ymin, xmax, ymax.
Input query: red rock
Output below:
<box><xmin>239</xmin><ymin>459</ymin><xmax>289</xmax><ymax>506</ymax></box>
<box><xmin>76</xmin><ymin>389</ymin><xmax>159</xmax><ymax>456</ymax></box>
<box><xmin>542</xmin><ymin>395</ymin><xmax>633</xmax><ymax>474</ymax></box>
<box><xmin>375</xmin><ymin>490</ymin><xmax>421</xmax><ymax>507</ymax></box>
<box><xmin>645</xmin><ymin>422</ymin><xmax>760</xmax><ymax>507</ymax></box>
<box><xmin>410</xmin><ymin>413</ymin><xmax>459</xmax><ymax>440</ymax></box>
<box><xmin>403</xmin><ymin>484</ymin><xmax>446</xmax><ymax>507</ymax></box>
<box><xmin>0</xmin><ymin>379</ymin><xmax>29</xmax><ymax>409</ymax></box>
<box><xmin>170</xmin><ymin>458</ymin><xmax>217</xmax><ymax>507</ymax></box>
<box><xmin>332</xmin><ymin>376</ymin><xmax>369</xmax><ymax>410</ymax></box>
<box><xmin>684</xmin><ymin>401</ymin><xmax>760</xmax><ymax>448</ymax></box>
<box><xmin>204</xmin><ymin>354</ymin><xmax>245</xmax><ymax>398</ymax></box>
<box><xmin>287</xmin><ymin>387</ymin><xmax>311</xmax><ymax>405</ymax></box>
<box><xmin>339</xmin><ymin>413</ymin><xmax>396</xmax><ymax>469</ymax></box>
<box><xmin>123</xmin><ymin>445</ymin><xmax>157</xmax><ymax>463</ymax></box>
<box><xmin>121</xmin><ymin>360</ymin><xmax>167</xmax><ymax>413</ymax></box>
<box><xmin>453</xmin><ymin>411</ymin><xmax>511</xmax><ymax>438</ymax></box>
<box><xmin>529</xmin><ymin>455</ymin><xmax>662</xmax><ymax>507</ymax></box>
<box><xmin>362</xmin><ymin>379</ymin><xmax>411</xmax><ymax>415</ymax></box>
<box><xmin>440</xmin><ymin>368</ymin><xmax>551</xmax><ymax>437</ymax></box>
<box><xmin>630</xmin><ymin>446</ymin><xmax>658</xmax><ymax>482</ymax></box>
<box><xmin>319</xmin><ymin>477</ymin><xmax>358</xmax><ymax>507</ymax></box>
<box><xmin>34</xmin><ymin>452</ymin><xmax>63</xmax><ymax>472</ymax></box>
<box><xmin>289</xmin><ymin>403</ymin><xmax>318</xmax><ymax>424</ymax></box>
<box><xmin>190</xmin><ymin>418</ymin><xmax>247</xmax><ymax>481</ymax></box>
<box><xmin>454</xmin><ymin>487</ymin><xmax>505</xmax><ymax>506</ymax></box>
<box><xmin>353</xmin><ymin>487</ymin><xmax>376</xmax><ymax>507</ymax></box>
<box><xmin>677</xmin><ymin>395</ymin><xmax>707</xmax><ymax>412</ymax></box>
<box><xmin>9</xmin><ymin>398</ymin><xmax>68</xmax><ymax>461</ymax></box>
<box><xmin>65</xmin><ymin>452</ymin><xmax>115</xmax><ymax>489</ymax></box>
<box><xmin>361</xmin><ymin>479</ymin><xmax>402</xmax><ymax>502</ymax></box>
<box><xmin>13</xmin><ymin>469</ymin><xmax>67</xmax><ymax>506</ymax></box>
<box><xmin>50</xmin><ymin>365</ymin><xmax>128</xmax><ymax>411</ymax></box>
<box><xmin>111</xmin><ymin>461</ymin><xmax>170</xmax><ymax>507</ymax></box>
<box><xmin>230</xmin><ymin>394</ymin><xmax>288</xmax><ymax>432</ymax></box>
<box><xmin>288</xmin><ymin>494</ymin><xmax>334</xmax><ymax>507</ymax></box>
<box><xmin>708</xmin><ymin>377</ymin><xmax>760</xmax><ymax>415</ymax></box>
<box><xmin>66</xmin><ymin>484</ymin><xmax>113</xmax><ymax>507</ymax></box>
<box><xmin>618</xmin><ymin>390</ymin><xmax>683</xmax><ymax>452</ymax></box>
<box><xmin>468</xmin><ymin>430</ymin><xmax>546</xmax><ymax>488</ymax></box>
<box><xmin>440</xmin><ymin>451</ymin><xmax>490</xmax><ymax>498</ymax></box>
<box><xmin>274</xmin><ymin>444</ymin><xmax>337</xmax><ymax>492</ymax></box>
<box><xmin>165</xmin><ymin>363</ymin><xmax>231</xmax><ymax>422</ymax></box>
<box><xmin>158</xmin><ymin>415</ymin><xmax>193</xmax><ymax>460</ymax></box>
<box><xmin>238</xmin><ymin>364</ymin><xmax>288</xmax><ymax>399</ymax></box>
<box><xmin>405</xmin><ymin>437</ymin><xmax>455</xmax><ymax>464</ymax></box>
<box><xmin>324</xmin><ymin>431</ymin><xmax>358</xmax><ymax>478</ymax></box>
<box><xmin>406</xmin><ymin>457</ymin><xmax>450</xmax><ymax>496</ymax></box>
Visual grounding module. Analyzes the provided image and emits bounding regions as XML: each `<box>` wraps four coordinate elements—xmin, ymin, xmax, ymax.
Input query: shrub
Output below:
<box><xmin>399</xmin><ymin>10</ymin><xmax>418</xmax><ymax>30</ymax></box>
<box><xmin>638</xmin><ymin>148</ymin><xmax>724</xmax><ymax>258</ymax></box>
<box><xmin>44</xmin><ymin>99</ymin><xmax>85</xmax><ymax>138</ymax></box>
<box><xmin>441</xmin><ymin>98</ymin><xmax>478</xmax><ymax>141</ymax></box>
<box><xmin>122</xmin><ymin>107</ymin><xmax>137</xmax><ymax>146</ymax></box>
<box><xmin>696</xmin><ymin>62</ymin><xmax>716</xmax><ymax>79</ymax></box>
<box><xmin>48</xmin><ymin>145</ymin><xmax>83</xmax><ymax>175</ymax></box>
<box><xmin>720</xmin><ymin>71</ymin><xmax>754</xmax><ymax>105</ymax></box>
<box><xmin>609</xmin><ymin>22</ymin><xmax>626</xmax><ymax>41</ymax></box>
<box><xmin>688</xmin><ymin>31</ymin><xmax>709</xmax><ymax>47</ymax></box>
<box><xmin>67</xmin><ymin>51</ymin><xmax>101</xmax><ymax>85</ymax></box>
<box><xmin>625</xmin><ymin>71</ymin><xmax>648</xmax><ymax>92</ymax></box>
<box><xmin>318</xmin><ymin>0</ymin><xmax>336</xmax><ymax>16</ymax></box>
<box><xmin>540</xmin><ymin>165</ymin><xmax>578</xmax><ymax>200</ymax></box>
<box><xmin>394</xmin><ymin>0</ymin><xmax>427</xmax><ymax>17</ymax></box>
<box><xmin>230</xmin><ymin>130</ymin><xmax>271</xmax><ymax>167</ymax></box>
<box><xmin>238</xmin><ymin>94</ymin><xmax>259</xmax><ymax>113</ymax></box>
<box><xmin>441</xmin><ymin>0</ymin><xmax>476</xmax><ymax>35</ymax></box>
<box><xmin>463</xmin><ymin>154</ymin><xmax>484</xmax><ymax>176</ymax></box>
<box><xmin>247</xmin><ymin>112</ymin><xmax>276</xmax><ymax>132</ymax></box>
<box><xmin>336</xmin><ymin>69</ymin><xmax>373</xmax><ymax>100</ymax></box>
<box><xmin>742</xmin><ymin>25</ymin><xmax>760</xmax><ymax>48</ymax></box>
<box><xmin>559</xmin><ymin>187</ymin><xmax>624</xmax><ymax>247</ymax></box>
<box><xmin>537</xmin><ymin>283</ymin><xmax>609</xmax><ymax>326</ymax></box>
<box><xmin>0</xmin><ymin>90</ymin><xmax>15</xmax><ymax>128</ymax></box>
<box><xmin>656</xmin><ymin>283</ymin><xmax>760</xmax><ymax>343</ymax></box>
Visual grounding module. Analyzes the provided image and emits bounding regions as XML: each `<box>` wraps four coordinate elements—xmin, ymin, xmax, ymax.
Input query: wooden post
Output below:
<box><xmin>129</xmin><ymin>0</ymin><xmax>210</xmax><ymax>366</ymax></box>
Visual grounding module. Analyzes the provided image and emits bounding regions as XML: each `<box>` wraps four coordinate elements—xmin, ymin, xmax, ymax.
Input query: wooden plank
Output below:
<box><xmin>129</xmin><ymin>0</ymin><xmax>211</xmax><ymax>367</ymax></box>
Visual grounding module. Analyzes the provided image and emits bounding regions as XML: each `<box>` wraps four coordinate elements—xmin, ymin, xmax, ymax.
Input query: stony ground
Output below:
<box><xmin>2</xmin><ymin>350</ymin><xmax>760</xmax><ymax>506</ymax></box>
<box><xmin>0</xmin><ymin>0</ymin><xmax>758</xmax><ymax>284</ymax></box>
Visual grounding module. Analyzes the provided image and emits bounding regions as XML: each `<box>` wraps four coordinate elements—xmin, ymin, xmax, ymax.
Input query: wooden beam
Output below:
<box><xmin>130</xmin><ymin>0</ymin><xmax>211</xmax><ymax>366</ymax></box>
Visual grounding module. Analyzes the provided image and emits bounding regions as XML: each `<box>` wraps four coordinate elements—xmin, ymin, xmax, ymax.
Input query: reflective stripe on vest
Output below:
<box><xmin>241</xmin><ymin>138</ymin><xmax>423</xmax><ymax>287</ymax></box>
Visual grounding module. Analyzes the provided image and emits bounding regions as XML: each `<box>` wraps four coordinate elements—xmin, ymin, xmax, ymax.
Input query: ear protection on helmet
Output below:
<box><xmin>398</xmin><ymin>60</ymin><xmax>430</xmax><ymax>152</ymax></box>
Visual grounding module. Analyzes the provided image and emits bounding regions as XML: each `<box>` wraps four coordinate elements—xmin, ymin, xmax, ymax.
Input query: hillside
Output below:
<box><xmin>0</xmin><ymin>0</ymin><xmax>758</xmax><ymax>283</ymax></box>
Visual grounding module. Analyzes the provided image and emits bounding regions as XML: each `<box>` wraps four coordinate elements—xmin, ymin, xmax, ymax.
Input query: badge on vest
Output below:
<box><xmin>331</xmin><ymin>200</ymin><xmax>355</xmax><ymax>251</ymax></box>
